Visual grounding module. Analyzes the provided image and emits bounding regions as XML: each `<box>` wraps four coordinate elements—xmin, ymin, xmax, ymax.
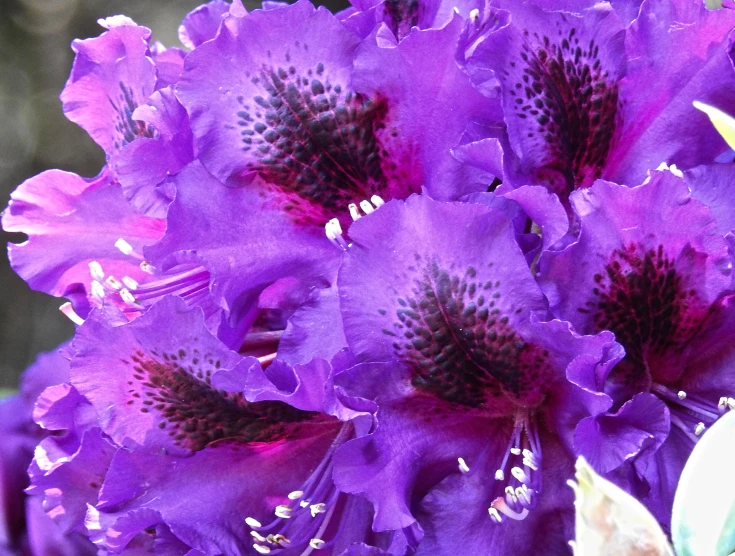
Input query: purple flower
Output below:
<box><xmin>463</xmin><ymin>0</ymin><xmax>735</xmax><ymax>202</ymax></box>
<box><xmin>0</xmin><ymin>347</ymin><xmax>95</xmax><ymax>555</ymax></box>
<box><xmin>306</xmin><ymin>195</ymin><xmax>622</xmax><ymax>552</ymax></box>
<box><xmin>28</xmin><ymin>296</ymin><xmax>404</xmax><ymax>555</ymax></box>
<box><xmin>157</xmin><ymin>0</ymin><xmax>500</xmax><ymax>328</ymax></box>
<box><xmin>538</xmin><ymin>167</ymin><xmax>735</xmax><ymax>527</ymax></box>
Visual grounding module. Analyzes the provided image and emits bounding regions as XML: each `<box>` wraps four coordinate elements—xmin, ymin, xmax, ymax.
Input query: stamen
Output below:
<box><xmin>309</xmin><ymin>539</ymin><xmax>326</xmax><ymax>550</ymax></box>
<box><xmin>309</xmin><ymin>503</ymin><xmax>326</xmax><ymax>517</ymax></box>
<box><xmin>694</xmin><ymin>422</ymin><xmax>706</xmax><ymax>436</ymax></box>
<box><xmin>359</xmin><ymin>200</ymin><xmax>375</xmax><ymax>215</ymax></box>
<box><xmin>458</xmin><ymin>457</ymin><xmax>471</xmax><ymax>473</ymax></box>
<box><xmin>114</xmin><ymin>238</ymin><xmax>135</xmax><ymax>256</ymax></box>
<box><xmin>122</xmin><ymin>276</ymin><xmax>139</xmax><ymax>290</ymax></box>
<box><xmin>678</xmin><ymin>390</ymin><xmax>687</xmax><ymax>400</ymax></box>
<box><xmin>510</xmin><ymin>447</ymin><xmax>521</xmax><ymax>455</ymax></box>
<box><xmin>325</xmin><ymin>218</ymin><xmax>349</xmax><ymax>250</ymax></box>
<box><xmin>511</xmin><ymin>466</ymin><xmax>530</xmax><ymax>484</ymax></box>
<box><xmin>253</xmin><ymin>544</ymin><xmax>271</xmax><ymax>554</ymax></box>
<box><xmin>652</xmin><ymin>383</ymin><xmax>730</xmax><ymax>443</ymax></box>
<box><xmin>59</xmin><ymin>302</ymin><xmax>85</xmax><ymax>325</ymax></box>
<box><xmin>91</xmin><ymin>281</ymin><xmax>106</xmax><ymax>299</ymax></box>
<box><xmin>119</xmin><ymin>288</ymin><xmax>136</xmax><ymax>304</ymax></box>
<box><xmin>299</xmin><ymin>500</ymin><xmax>311</xmax><ymax>508</ymax></box>
<box><xmin>495</xmin><ymin>469</ymin><xmax>505</xmax><ymax>481</ymax></box>
<box><xmin>89</xmin><ymin>261</ymin><xmax>104</xmax><ymax>280</ymax></box>
<box><xmin>348</xmin><ymin>203</ymin><xmax>362</xmax><ymax>221</ymax></box>
<box><xmin>491</xmin><ymin>497</ymin><xmax>529</xmax><ymax>521</ymax></box>
<box><xmin>140</xmin><ymin>261</ymin><xmax>155</xmax><ymax>274</ymax></box>
<box><xmin>251</xmin><ymin>531</ymin><xmax>267</xmax><ymax>542</ymax></box>
<box><xmin>488</xmin><ymin>507</ymin><xmax>503</xmax><ymax>523</ymax></box>
<box><xmin>288</xmin><ymin>490</ymin><xmax>304</xmax><ymax>500</ymax></box>
<box><xmin>274</xmin><ymin>505</ymin><xmax>293</xmax><ymax>519</ymax></box>
<box><xmin>246</xmin><ymin>517</ymin><xmax>262</xmax><ymax>528</ymax></box>
<box><xmin>370</xmin><ymin>195</ymin><xmax>385</xmax><ymax>207</ymax></box>
<box><xmin>469</xmin><ymin>8</ymin><xmax>479</xmax><ymax>22</ymax></box>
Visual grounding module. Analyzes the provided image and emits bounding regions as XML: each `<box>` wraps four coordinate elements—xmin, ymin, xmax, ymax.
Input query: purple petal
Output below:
<box><xmin>605</xmin><ymin>0</ymin><xmax>735</xmax><ymax>184</ymax></box>
<box><xmin>178</xmin><ymin>0</ymin><xmax>231</xmax><ymax>50</ymax></box>
<box><xmin>2</xmin><ymin>169</ymin><xmax>164</xmax><ymax>314</ymax></box>
<box><xmin>61</xmin><ymin>22</ymin><xmax>156</xmax><ymax>160</ymax></box>
<box><xmin>145</xmin><ymin>161</ymin><xmax>338</xmax><ymax>322</ymax></box>
<box><xmin>574</xmin><ymin>393</ymin><xmax>669</xmax><ymax>473</ymax></box>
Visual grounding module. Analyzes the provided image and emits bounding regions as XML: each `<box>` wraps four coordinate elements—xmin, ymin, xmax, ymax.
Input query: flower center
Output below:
<box><xmin>125</xmin><ymin>351</ymin><xmax>323</xmax><ymax>452</ymax></box>
<box><xmin>389</xmin><ymin>262</ymin><xmax>552</xmax><ymax>411</ymax></box>
<box><xmin>581</xmin><ymin>243</ymin><xmax>710</xmax><ymax>386</ymax></box>
<box><xmin>236</xmin><ymin>60</ymin><xmax>413</xmax><ymax>224</ymax></box>
<box><xmin>508</xmin><ymin>26</ymin><xmax>619</xmax><ymax>194</ymax></box>
<box><xmin>111</xmin><ymin>81</ymin><xmax>157</xmax><ymax>150</ymax></box>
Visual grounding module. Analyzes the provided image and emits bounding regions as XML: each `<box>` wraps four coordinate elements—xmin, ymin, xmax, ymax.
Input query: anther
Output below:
<box><xmin>299</xmin><ymin>500</ymin><xmax>311</xmax><ymax>508</ymax></box>
<box><xmin>91</xmin><ymin>281</ymin><xmax>106</xmax><ymax>299</ymax></box>
<box><xmin>516</xmin><ymin>486</ymin><xmax>531</xmax><ymax>506</ymax></box>
<box><xmin>115</xmin><ymin>238</ymin><xmax>134</xmax><ymax>256</ymax></box>
<box><xmin>469</xmin><ymin>8</ymin><xmax>479</xmax><ymax>22</ymax></box>
<box><xmin>89</xmin><ymin>261</ymin><xmax>104</xmax><ymax>280</ymax></box>
<box><xmin>274</xmin><ymin>505</ymin><xmax>293</xmax><ymax>519</ymax></box>
<box><xmin>495</xmin><ymin>469</ymin><xmax>505</xmax><ymax>481</ymax></box>
<box><xmin>119</xmin><ymin>288</ymin><xmax>136</xmax><ymax>304</ymax></box>
<box><xmin>253</xmin><ymin>544</ymin><xmax>271</xmax><ymax>554</ymax></box>
<box><xmin>359</xmin><ymin>200</ymin><xmax>375</xmax><ymax>215</ymax></box>
<box><xmin>309</xmin><ymin>539</ymin><xmax>326</xmax><ymax>549</ymax></box>
<box><xmin>245</xmin><ymin>517</ymin><xmax>262</xmax><ymax>528</ymax></box>
<box><xmin>458</xmin><ymin>457</ymin><xmax>470</xmax><ymax>473</ymax></box>
<box><xmin>273</xmin><ymin>534</ymin><xmax>290</xmax><ymax>545</ymax></box>
<box><xmin>678</xmin><ymin>390</ymin><xmax>687</xmax><ymax>400</ymax></box>
<box><xmin>122</xmin><ymin>276</ymin><xmax>139</xmax><ymax>290</ymax></box>
<box><xmin>511</xmin><ymin>467</ymin><xmax>530</xmax><ymax>484</ymax></box>
<box><xmin>491</xmin><ymin>497</ymin><xmax>530</xmax><ymax>521</ymax></box>
<box><xmin>505</xmin><ymin>486</ymin><xmax>517</xmax><ymax>503</ymax></box>
<box><xmin>370</xmin><ymin>195</ymin><xmax>385</xmax><ymax>207</ymax></box>
<box><xmin>105</xmin><ymin>276</ymin><xmax>122</xmax><ymax>290</ymax></box>
<box><xmin>310</xmin><ymin>503</ymin><xmax>326</xmax><ymax>517</ymax></box>
<box><xmin>694</xmin><ymin>422</ymin><xmax>706</xmax><ymax>436</ymax></box>
<box><xmin>251</xmin><ymin>531</ymin><xmax>267</xmax><ymax>542</ymax></box>
<box><xmin>288</xmin><ymin>490</ymin><xmax>304</xmax><ymax>500</ymax></box>
<box><xmin>59</xmin><ymin>302</ymin><xmax>85</xmax><ymax>325</ymax></box>
<box><xmin>488</xmin><ymin>507</ymin><xmax>503</xmax><ymax>523</ymax></box>
<box><xmin>140</xmin><ymin>261</ymin><xmax>155</xmax><ymax>274</ymax></box>
<box><xmin>348</xmin><ymin>203</ymin><xmax>361</xmax><ymax>221</ymax></box>
<box><xmin>510</xmin><ymin>447</ymin><xmax>521</xmax><ymax>455</ymax></box>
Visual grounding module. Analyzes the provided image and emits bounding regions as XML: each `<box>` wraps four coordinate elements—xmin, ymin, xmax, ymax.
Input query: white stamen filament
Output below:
<box><xmin>59</xmin><ymin>302</ymin><xmax>85</xmax><ymax>325</ymax></box>
<box><xmin>458</xmin><ymin>457</ymin><xmax>470</xmax><ymax>473</ymax></box>
<box><xmin>325</xmin><ymin>218</ymin><xmax>349</xmax><ymax>250</ymax></box>
<box><xmin>694</xmin><ymin>422</ymin><xmax>706</xmax><ymax>436</ymax></box>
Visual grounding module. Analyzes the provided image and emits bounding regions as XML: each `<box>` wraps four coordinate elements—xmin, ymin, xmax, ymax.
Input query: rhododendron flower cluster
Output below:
<box><xmin>3</xmin><ymin>0</ymin><xmax>735</xmax><ymax>554</ymax></box>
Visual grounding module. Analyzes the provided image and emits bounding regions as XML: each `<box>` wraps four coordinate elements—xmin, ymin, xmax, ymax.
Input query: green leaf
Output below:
<box><xmin>672</xmin><ymin>409</ymin><xmax>735</xmax><ymax>556</ymax></box>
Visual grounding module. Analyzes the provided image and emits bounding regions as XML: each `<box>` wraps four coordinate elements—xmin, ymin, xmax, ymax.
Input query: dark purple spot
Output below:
<box><xmin>390</xmin><ymin>262</ymin><xmax>551</xmax><ymax>409</ymax></box>
<box><xmin>583</xmin><ymin>244</ymin><xmax>710</xmax><ymax>384</ymax></box>
<box><xmin>128</xmin><ymin>355</ymin><xmax>324</xmax><ymax>451</ymax></box>
<box><xmin>109</xmin><ymin>82</ymin><xmax>157</xmax><ymax>150</ymax></box>
<box><xmin>507</xmin><ymin>26</ymin><xmax>619</xmax><ymax>197</ymax></box>
<box><xmin>383</xmin><ymin>0</ymin><xmax>421</xmax><ymax>41</ymax></box>
<box><xmin>235</xmin><ymin>59</ymin><xmax>416</xmax><ymax>223</ymax></box>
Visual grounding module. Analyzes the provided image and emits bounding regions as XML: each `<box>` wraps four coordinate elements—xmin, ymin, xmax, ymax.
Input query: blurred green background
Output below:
<box><xmin>0</xmin><ymin>0</ymin><xmax>348</xmax><ymax>388</ymax></box>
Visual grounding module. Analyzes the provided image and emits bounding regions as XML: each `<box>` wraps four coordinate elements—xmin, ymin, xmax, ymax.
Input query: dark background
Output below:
<box><xmin>0</xmin><ymin>0</ymin><xmax>348</xmax><ymax>389</ymax></box>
